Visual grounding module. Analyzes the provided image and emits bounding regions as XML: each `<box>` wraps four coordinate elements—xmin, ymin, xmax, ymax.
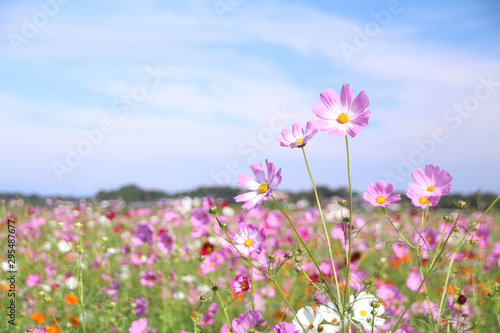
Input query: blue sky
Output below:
<box><xmin>1</xmin><ymin>0</ymin><xmax>499</xmax><ymax>197</ymax></box>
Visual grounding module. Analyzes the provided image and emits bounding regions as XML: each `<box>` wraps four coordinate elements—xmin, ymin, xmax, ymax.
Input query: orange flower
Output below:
<box><xmin>70</xmin><ymin>314</ymin><xmax>81</xmax><ymax>327</ymax></box>
<box><xmin>65</xmin><ymin>292</ymin><xmax>79</xmax><ymax>305</ymax></box>
<box><xmin>47</xmin><ymin>324</ymin><xmax>61</xmax><ymax>333</ymax></box>
<box><xmin>0</xmin><ymin>282</ymin><xmax>8</xmax><ymax>291</ymax></box>
<box><xmin>31</xmin><ymin>312</ymin><xmax>45</xmax><ymax>323</ymax></box>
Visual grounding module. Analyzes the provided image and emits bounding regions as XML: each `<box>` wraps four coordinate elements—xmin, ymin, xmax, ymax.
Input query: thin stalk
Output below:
<box><xmin>214</xmin><ymin>215</ymin><xmax>307</xmax><ymax>332</ymax></box>
<box><xmin>206</xmin><ymin>270</ymin><xmax>231</xmax><ymax>326</ymax></box>
<box><xmin>249</xmin><ymin>257</ymin><xmax>256</xmax><ymax>311</ymax></box>
<box><xmin>272</xmin><ymin>196</ymin><xmax>336</xmax><ymax>301</ymax></box>
<box><xmin>78</xmin><ymin>228</ymin><xmax>87</xmax><ymax>333</ymax></box>
<box><xmin>382</xmin><ymin>208</ymin><xmax>415</xmax><ymax>250</ymax></box>
<box><xmin>301</xmin><ymin>147</ymin><xmax>343</xmax><ymax>311</ymax></box>
<box><xmin>344</xmin><ymin>136</ymin><xmax>354</xmax><ymax>323</ymax></box>
<box><xmin>391</xmin><ymin>195</ymin><xmax>500</xmax><ymax>332</ymax></box>
<box><xmin>435</xmin><ymin>211</ymin><xmax>462</xmax><ymax>325</ymax></box>
<box><xmin>415</xmin><ymin>206</ymin><xmax>436</xmax><ymax>326</ymax></box>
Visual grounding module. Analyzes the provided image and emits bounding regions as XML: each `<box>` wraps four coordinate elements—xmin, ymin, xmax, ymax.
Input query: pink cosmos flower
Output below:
<box><xmin>408</xmin><ymin>165</ymin><xmax>452</xmax><ymax>198</ymax></box>
<box><xmin>140</xmin><ymin>270</ymin><xmax>163</xmax><ymax>287</ymax></box>
<box><xmin>269</xmin><ymin>322</ymin><xmax>300</xmax><ymax>333</ymax></box>
<box><xmin>230</xmin><ymin>274</ymin><xmax>252</xmax><ymax>294</ymax></box>
<box><xmin>231</xmin><ymin>310</ymin><xmax>267</xmax><ymax>332</ymax></box>
<box><xmin>129</xmin><ymin>317</ymin><xmax>150</xmax><ymax>333</ymax></box>
<box><xmin>406</xmin><ymin>271</ymin><xmax>426</xmax><ymax>293</ymax></box>
<box><xmin>26</xmin><ymin>273</ymin><xmax>42</xmax><ymax>287</ymax></box>
<box><xmin>312</xmin><ymin>84</ymin><xmax>371</xmax><ymax>137</ymax></box>
<box><xmin>392</xmin><ymin>243</ymin><xmax>409</xmax><ymax>258</ymax></box>
<box><xmin>363</xmin><ymin>181</ymin><xmax>401</xmax><ymax>207</ymax></box>
<box><xmin>235</xmin><ymin>160</ymin><xmax>282</xmax><ymax>209</ymax></box>
<box><xmin>406</xmin><ymin>188</ymin><xmax>440</xmax><ymax>209</ymax></box>
<box><xmin>232</xmin><ymin>223</ymin><xmax>266</xmax><ymax>257</ymax></box>
<box><xmin>278</xmin><ymin>122</ymin><xmax>318</xmax><ymax>148</ymax></box>
<box><xmin>157</xmin><ymin>230</ymin><xmax>175</xmax><ymax>254</ymax></box>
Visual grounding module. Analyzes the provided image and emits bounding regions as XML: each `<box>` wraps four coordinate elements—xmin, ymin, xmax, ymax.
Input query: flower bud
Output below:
<box><xmin>297</xmin><ymin>246</ymin><xmax>305</xmax><ymax>253</ymax></box>
<box><xmin>456</xmin><ymin>200</ymin><xmax>468</xmax><ymax>209</ymax></box>
<box><xmin>101</xmin><ymin>237</ymin><xmax>108</xmax><ymax>242</ymax></box>
<box><xmin>342</xmin><ymin>217</ymin><xmax>350</xmax><ymax>223</ymax></box>
<box><xmin>457</xmin><ymin>295</ymin><xmax>467</xmax><ymax>305</ymax></box>
<box><xmin>267</xmin><ymin>253</ymin><xmax>276</xmax><ymax>260</ymax></box>
<box><xmin>75</xmin><ymin>222</ymin><xmax>83</xmax><ymax>228</ymax></box>
<box><xmin>317</xmin><ymin>325</ymin><xmax>324</xmax><ymax>332</ymax></box>
<box><xmin>219</xmin><ymin>222</ymin><xmax>228</xmax><ymax>229</ymax></box>
<box><xmin>57</xmin><ymin>222</ymin><xmax>64</xmax><ymax>227</ymax></box>
<box><xmin>371</xmin><ymin>300</ymin><xmax>381</xmax><ymax>308</ymax></box>
<box><xmin>470</xmin><ymin>238</ymin><xmax>477</xmax><ymax>245</ymax></box>
<box><xmin>208</xmin><ymin>206</ymin><xmax>219</xmax><ymax>214</ymax></box>
<box><xmin>212</xmin><ymin>285</ymin><xmax>219</xmax><ymax>292</ymax></box>
<box><xmin>338</xmin><ymin>199</ymin><xmax>347</xmax><ymax>206</ymax></box>
<box><xmin>294</xmin><ymin>256</ymin><xmax>302</xmax><ymax>263</ymax></box>
<box><xmin>199</xmin><ymin>256</ymin><xmax>206</xmax><ymax>262</ymax></box>
<box><xmin>199</xmin><ymin>295</ymin><xmax>206</xmax><ymax>301</ymax></box>
<box><xmin>443</xmin><ymin>215</ymin><xmax>453</xmax><ymax>222</ymax></box>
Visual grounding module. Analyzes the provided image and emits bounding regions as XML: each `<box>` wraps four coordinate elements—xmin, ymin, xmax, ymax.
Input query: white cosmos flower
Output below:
<box><xmin>57</xmin><ymin>240</ymin><xmax>72</xmax><ymax>253</ymax></box>
<box><xmin>350</xmin><ymin>291</ymin><xmax>385</xmax><ymax>330</ymax></box>
<box><xmin>318</xmin><ymin>303</ymin><xmax>343</xmax><ymax>332</ymax></box>
<box><xmin>65</xmin><ymin>276</ymin><xmax>78</xmax><ymax>290</ymax></box>
<box><xmin>293</xmin><ymin>306</ymin><xmax>324</xmax><ymax>333</ymax></box>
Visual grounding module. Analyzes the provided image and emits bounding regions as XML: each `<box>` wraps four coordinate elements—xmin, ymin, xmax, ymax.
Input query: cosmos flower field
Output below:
<box><xmin>2</xmin><ymin>84</ymin><xmax>499</xmax><ymax>333</ymax></box>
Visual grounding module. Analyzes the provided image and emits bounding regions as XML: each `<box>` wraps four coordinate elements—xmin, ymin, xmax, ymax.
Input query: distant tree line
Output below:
<box><xmin>0</xmin><ymin>184</ymin><xmax>497</xmax><ymax>210</ymax></box>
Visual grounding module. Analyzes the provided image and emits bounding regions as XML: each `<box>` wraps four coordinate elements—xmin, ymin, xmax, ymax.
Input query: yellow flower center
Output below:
<box><xmin>244</xmin><ymin>239</ymin><xmax>254</xmax><ymax>247</ymax></box>
<box><xmin>296</xmin><ymin>138</ymin><xmax>304</xmax><ymax>145</ymax></box>
<box><xmin>360</xmin><ymin>310</ymin><xmax>367</xmax><ymax>317</ymax></box>
<box><xmin>419</xmin><ymin>197</ymin><xmax>429</xmax><ymax>204</ymax></box>
<box><xmin>376</xmin><ymin>196</ymin><xmax>386</xmax><ymax>204</ymax></box>
<box><xmin>337</xmin><ymin>113</ymin><xmax>349</xmax><ymax>124</ymax></box>
<box><xmin>241</xmin><ymin>282</ymin><xmax>249</xmax><ymax>290</ymax></box>
<box><xmin>258</xmin><ymin>183</ymin><xmax>269</xmax><ymax>194</ymax></box>
<box><xmin>427</xmin><ymin>185</ymin><xmax>435</xmax><ymax>192</ymax></box>
<box><xmin>387</xmin><ymin>293</ymin><xmax>392</xmax><ymax>298</ymax></box>
<box><xmin>427</xmin><ymin>236</ymin><xmax>434</xmax><ymax>242</ymax></box>
<box><xmin>308</xmin><ymin>323</ymin><xmax>315</xmax><ymax>329</ymax></box>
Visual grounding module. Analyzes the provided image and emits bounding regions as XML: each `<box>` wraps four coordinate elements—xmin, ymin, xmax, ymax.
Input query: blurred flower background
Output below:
<box><xmin>0</xmin><ymin>0</ymin><xmax>499</xmax><ymax>197</ymax></box>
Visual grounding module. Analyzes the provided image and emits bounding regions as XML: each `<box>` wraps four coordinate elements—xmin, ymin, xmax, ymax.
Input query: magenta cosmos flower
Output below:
<box><xmin>234</xmin><ymin>159</ymin><xmax>282</xmax><ymax>209</ymax></box>
<box><xmin>129</xmin><ymin>318</ymin><xmax>150</xmax><ymax>333</ymax></box>
<box><xmin>408</xmin><ymin>164</ymin><xmax>452</xmax><ymax>198</ymax></box>
<box><xmin>278</xmin><ymin>122</ymin><xmax>318</xmax><ymax>148</ymax></box>
<box><xmin>406</xmin><ymin>188</ymin><xmax>440</xmax><ymax>209</ymax></box>
<box><xmin>230</xmin><ymin>274</ymin><xmax>252</xmax><ymax>294</ymax></box>
<box><xmin>312</xmin><ymin>84</ymin><xmax>371</xmax><ymax>137</ymax></box>
<box><xmin>232</xmin><ymin>223</ymin><xmax>265</xmax><ymax>257</ymax></box>
<box><xmin>363</xmin><ymin>181</ymin><xmax>401</xmax><ymax>207</ymax></box>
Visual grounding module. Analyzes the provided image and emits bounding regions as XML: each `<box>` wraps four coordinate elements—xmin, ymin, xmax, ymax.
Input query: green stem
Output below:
<box><xmin>78</xmin><ymin>228</ymin><xmax>87</xmax><ymax>333</ymax></box>
<box><xmin>214</xmin><ymin>215</ymin><xmax>306</xmax><ymax>332</ymax></box>
<box><xmin>435</xmin><ymin>211</ymin><xmax>462</xmax><ymax>326</ymax></box>
<box><xmin>249</xmin><ymin>257</ymin><xmax>256</xmax><ymax>311</ymax></box>
<box><xmin>415</xmin><ymin>206</ymin><xmax>436</xmax><ymax>326</ymax></box>
<box><xmin>301</xmin><ymin>147</ymin><xmax>343</xmax><ymax>313</ymax></box>
<box><xmin>382</xmin><ymin>208</ymin><xmax>415</xmax><ymax>250</ymax></box>
<box><xmin>206</xmin><ymin>270</ymin><xmax>231</xmax><ymax>326</ymax></box>
<box><xmin>272</xmin><ymin>196</ymin><xmax>336</xmax><ymax>301</ymax></box>
<box><xmin>391</xmin><ymin>195</ymin><xmax>500</xmax><ymax>332</ymax></box>
<box><xmin>344</xmin><ymin>136</ymin><xmax>354</xmax><ymax>322</ymax></box>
